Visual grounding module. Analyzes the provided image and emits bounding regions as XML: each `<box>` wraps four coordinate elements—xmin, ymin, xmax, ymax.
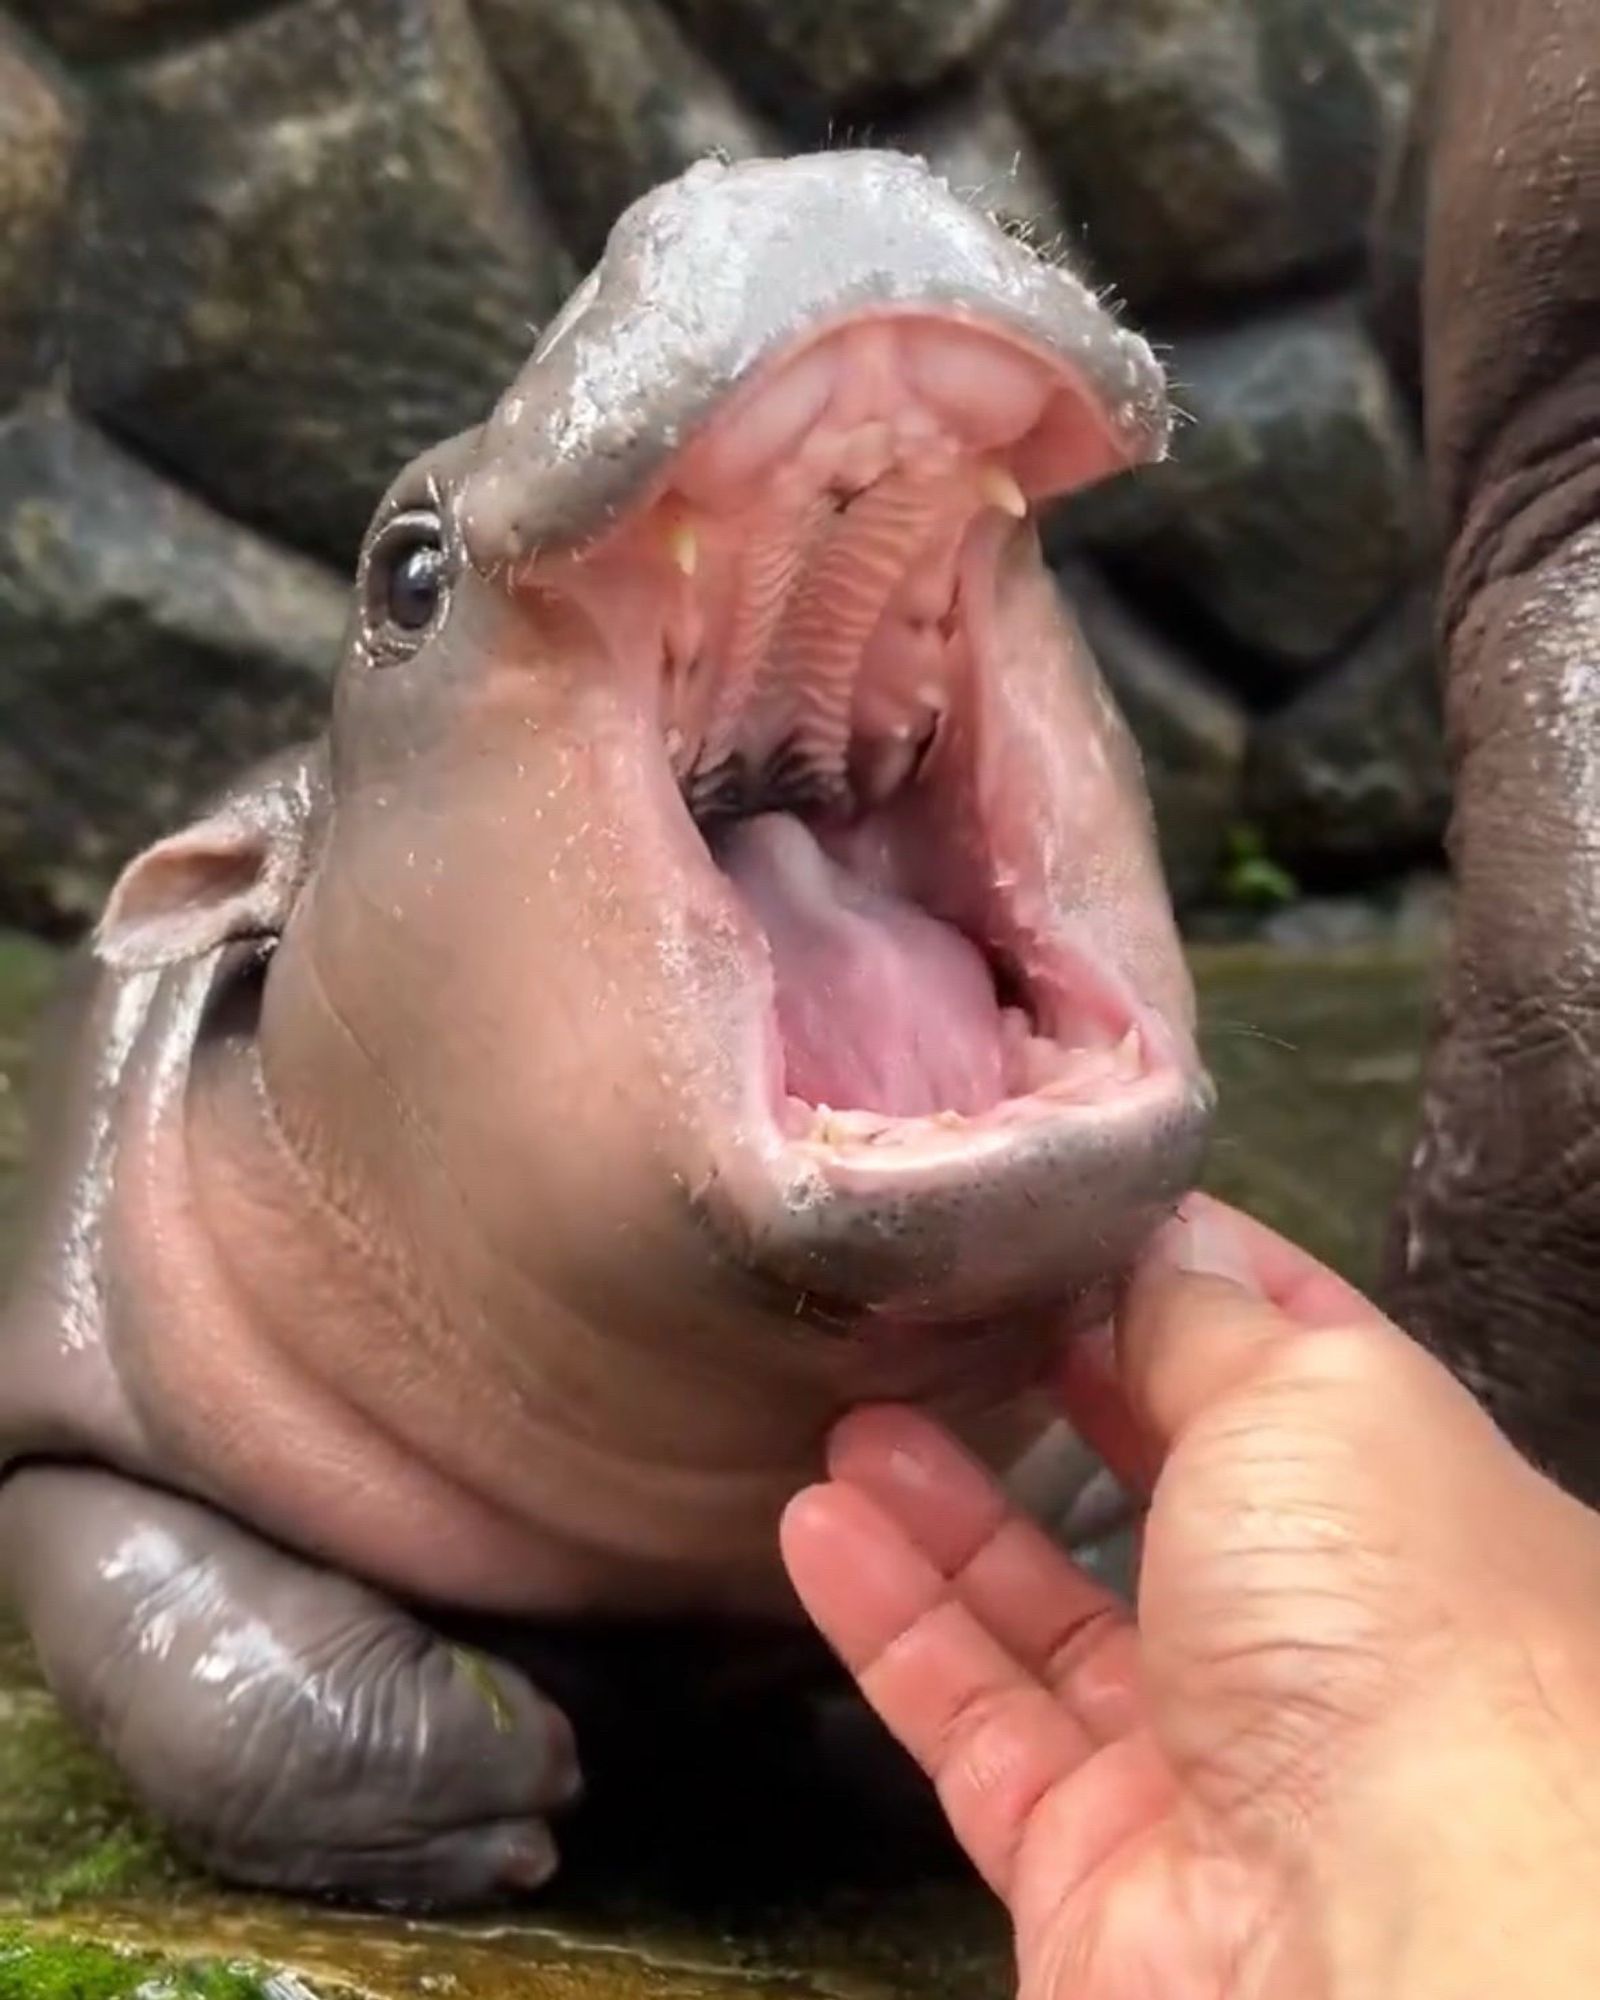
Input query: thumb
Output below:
<box><xmin>1065</xmin><ymin>1200</ymin><xmax>1397</xmax><ymax>1487</ymax></box>
<box><xmin>1117</xmin><ymin>1203</ymin><xmax>1333</xmax><ymax>1460</ymax></box>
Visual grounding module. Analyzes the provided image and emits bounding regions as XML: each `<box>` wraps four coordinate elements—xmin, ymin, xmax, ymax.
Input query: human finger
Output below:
<box><xmin>827</xmin><ymin>1406</ymin><xmax>1144</xmax><ymax>1743</ymax></box>
<box><xmin>780</xmin><ymin>1478</ymin><xmax>1099</xmax><ymax>1897</ymax></box>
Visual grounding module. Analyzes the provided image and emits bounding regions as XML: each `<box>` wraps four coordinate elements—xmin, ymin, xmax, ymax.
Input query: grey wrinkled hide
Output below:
<box><xmin>1387</xmin><ymin>0</ymin><xmax>1600</xmax><ymax>1503</ymax></box>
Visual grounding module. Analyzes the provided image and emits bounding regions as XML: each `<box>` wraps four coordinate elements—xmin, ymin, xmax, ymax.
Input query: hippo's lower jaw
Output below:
<box><xmin>505</xmin><ymin>306</ymin><xmax>1213</xmax><ymax>1322</ymax></box>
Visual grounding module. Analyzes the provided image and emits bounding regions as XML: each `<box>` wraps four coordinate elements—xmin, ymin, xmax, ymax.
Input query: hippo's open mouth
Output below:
<box><xmin>438</xmin><ymin>154</ymin><xmax>1214</xmax><ymax>1316</ymax></box>
<box><xmin>541</xmin><ymin>310</ymin><xmax>1192</xmax><ymax>1181</ymax></box>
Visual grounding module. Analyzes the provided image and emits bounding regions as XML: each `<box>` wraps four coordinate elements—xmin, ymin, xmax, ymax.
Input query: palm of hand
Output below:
<box><xmin>784</xmin><ymin>1401</ymin><xmax>1346</xmax><ymax>2000</ymax></box>
<box><xmin>781</xmin><ymin>1207</ymin><xmax>1573</xmax><ymax>2000</ymax></box>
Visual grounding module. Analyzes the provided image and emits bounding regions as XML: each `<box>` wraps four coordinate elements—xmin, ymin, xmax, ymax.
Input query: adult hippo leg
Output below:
<box><xmin>1387</xmin><ymin>0</ymin><xmax>1600</xmax><ymax>1496</ymax></box>
<box><xmin>0</xmin><ymin>1465</ymin><xmax>582</xmax><ymax>1904</ymax></box>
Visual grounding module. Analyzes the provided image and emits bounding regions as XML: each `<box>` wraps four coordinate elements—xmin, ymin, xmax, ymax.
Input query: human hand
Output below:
<box><xmin>781</xmin><ymin>1196</ymin><xmax>1600</xmax><ymax>1999</ymax></box>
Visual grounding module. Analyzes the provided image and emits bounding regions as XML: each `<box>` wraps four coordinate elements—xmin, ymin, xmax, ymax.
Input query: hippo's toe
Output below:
<box><xmin>0</xmin><ymin>1465</ymin><xmax>582</xmax><ymax>1908</ymax></box>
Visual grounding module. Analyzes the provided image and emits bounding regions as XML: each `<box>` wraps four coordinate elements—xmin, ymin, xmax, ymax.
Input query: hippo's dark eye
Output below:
<box><xmin>368</xmin><ymin>509</ymin><xmax>450</xmax><ymax>648</ymax></box>
<box><xmin>390</xmin><ymin>542</ymin><xmax>445</xmax><ymax>628</ymax></box>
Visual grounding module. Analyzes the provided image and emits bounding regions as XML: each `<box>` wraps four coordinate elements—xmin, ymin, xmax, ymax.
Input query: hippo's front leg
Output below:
<box><xmin>0</xmin><ymin>1465</ymin><xmax>582</xmax><ymax>1906</ymax></box>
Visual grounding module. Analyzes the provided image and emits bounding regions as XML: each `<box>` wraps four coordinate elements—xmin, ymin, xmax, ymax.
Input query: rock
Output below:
<box><xmin>62</xmin><ymin>0</ymin><xmax>572</xmax><ymax>568</ymax></box>
<box><xmin>661</xmin><ymin>0</ymin><xmax>1011</xmax><ymax>122</ymax></box>
<box><xmin>0</xmin><ymin>404</ymin><xmax>344</xmax><ymax>933</ymax></box>
<box><xmin>1245</xmin><ymin>588</ymin><xmax>1448</xmax><ymax>876</ymax></box>
<box><xmin>1057</xmin><ymin>301</ymin><xmax>1427</xmax><ymax>673</ymax></box>
<box><xmin>1007</xmin><ymin>0</ymin><xmax>1421</xmax><ymax>312</ymax></box>
<box><xmin>6</xmin><ymin>0</ymin><xmax>272</xmax><ymax>62</ymax></box>
<box><xmin>1246</xmin><ymin>873</ymin><xmax>1450</xmax><ymax>954</ymax></box>
<box><xmin>1008</xmin><ymin>0</ymin><xmax>1294</xmax><ymax>311</ymax></box>
<box><xmin>893</xmin><ymin>81</ymin><xmax>1067</xmax><ymax>246</ymax></box>
<box><xmin>1056</xmin><ymin>559</ymin><xmax>1247</xmax><ymax>908</ymax></box>
<box><xmin>0</xmin><ymin>22</ymin><xmax>80</xmax><ymax>409</ymax></box>
<box><xmin>479</xmin><ymin>0</ymin><xmax>771</xmax><ymax>267</ymax></box>
<box><xmin>1261</xmin><ymin>0</ymin><xmax>1422</xmax><ymax>277</ymax></box>
<box><xmin>1367</xmin><ymin>0</ymin><xmax>1436</xmax><ymax>411</ymax></box>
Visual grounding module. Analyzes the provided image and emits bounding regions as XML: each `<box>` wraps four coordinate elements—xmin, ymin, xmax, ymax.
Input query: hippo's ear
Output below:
<box><xmin>94</xmin><ymin>811</ymin><xmax>305</xmax><ymax>973</ymax></box>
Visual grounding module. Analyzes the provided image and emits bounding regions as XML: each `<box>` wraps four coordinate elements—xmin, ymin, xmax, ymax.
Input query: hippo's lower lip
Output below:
<box><xmin>506</xmin><ymin>303</ymin><xmax>1210</xmax><ymax>1312</ymax></box>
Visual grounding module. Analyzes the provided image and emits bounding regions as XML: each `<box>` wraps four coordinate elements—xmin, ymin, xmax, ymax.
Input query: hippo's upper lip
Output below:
<box><xmin>455</xmin><ymin>150</ymin><xmax>1169</xmax><ymax>575</ymax></box>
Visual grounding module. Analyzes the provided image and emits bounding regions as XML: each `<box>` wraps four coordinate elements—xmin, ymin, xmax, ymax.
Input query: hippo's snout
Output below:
<box><xmin>385</xmin><ymin>159</ymin><xmax>1208</xmax><ymax>1324</ymax></box>
<box><xmin>456</xmin><ymin>149</ymin><xmax>1169</xmax><ymax>574</ymax></box>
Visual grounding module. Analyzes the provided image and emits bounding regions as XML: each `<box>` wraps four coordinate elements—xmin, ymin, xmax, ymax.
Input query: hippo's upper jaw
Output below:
<box><xmin>417</xmin><ymin>153</ymin><xmax>1212</xmax><ymax>1325</ymax></box>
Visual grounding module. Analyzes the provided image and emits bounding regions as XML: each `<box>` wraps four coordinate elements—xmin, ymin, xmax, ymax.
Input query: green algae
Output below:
<box><xmin>446</xmin><ymin>1647</ymin><xmax>519</xmax><ymax>1736</ymax></box>
<box><xmin>0</xmin><ymin>930</ymin><xmax>58</xmax><ymax>1275</ymax></box>
<box><xmin>0</xmin><ymin>1929</ymin><xmax>320</xmax><ymax>2000</ymax></box>
<box><xmin>0</xmin><ymin>1626</ymin><xmax>183</xmax><ymax>1914</ymax></box>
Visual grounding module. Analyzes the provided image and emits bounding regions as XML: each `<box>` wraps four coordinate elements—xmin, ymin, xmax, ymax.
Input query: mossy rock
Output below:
<box><xmin>0</xmin><ymin>1929</ymin><xmax>326</xmax><ymax>2000</ymax></box>
<box><xmin>0</xmin><ymin>929</ymin><xmax>57</xmax><ymax>1273</ymax></box>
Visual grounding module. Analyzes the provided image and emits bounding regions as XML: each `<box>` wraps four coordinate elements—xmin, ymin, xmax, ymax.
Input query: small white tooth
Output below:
<box><xmin>979</xmin><ymin>463</ymin><xmax>1028</xmax><ymax>519</ymax></box>
<box><xmin>855</xmin><ymin>733</ymin><xmax>919</xmax><ymax>805</ymax></box>
<box><xmin>1115</xmin><ymin>1026</ymin><xmax>1142</xmax><ymax>1074</ymax></box>
<box><xmin>667</xmin><ymin>518</ymin><xmax>699</xmax><ymax>577</ymax></box>
<box><xmin>811</xmin><ymin>1105</ymin><xmax>896</xmax><ymax>1147</ymax></box>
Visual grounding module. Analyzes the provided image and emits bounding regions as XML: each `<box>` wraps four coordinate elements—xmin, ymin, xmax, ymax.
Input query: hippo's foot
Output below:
<box><xmin>0</xmin><ymin>1465</ymin><xmax>582</xmax><ymax>1907</ymax></box>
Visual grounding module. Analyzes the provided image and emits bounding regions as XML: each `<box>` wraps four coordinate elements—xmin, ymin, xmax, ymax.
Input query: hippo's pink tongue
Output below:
<box><xmin>716</xmin><ymin>814</ymin><xmax>1008</xmax><ymax>1117</ymax></box>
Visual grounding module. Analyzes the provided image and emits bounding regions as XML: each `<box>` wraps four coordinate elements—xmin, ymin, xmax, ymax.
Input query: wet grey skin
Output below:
<box><xmin>1383</xmin><ymin>0</ymin><xmax>1600</xmax><ymax>1508</ymax></box>
<box><xmin>0</xmin><ymin>151</ymin><xmax>1211</xmax><ymax>1907</ymax></box>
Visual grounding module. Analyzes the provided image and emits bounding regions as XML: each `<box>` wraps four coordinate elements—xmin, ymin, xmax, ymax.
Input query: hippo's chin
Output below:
<box><xmin>486</xmin><ymin>304</ymin><xmax>1213</xmax><ymax>1324</ymax></box>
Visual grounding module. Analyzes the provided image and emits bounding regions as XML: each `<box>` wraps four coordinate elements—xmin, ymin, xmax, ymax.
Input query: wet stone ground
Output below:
<box><xmin>0</xmin><ymin>929</ymin><xmax>1434</xmax><ymax>1998</ymax></box>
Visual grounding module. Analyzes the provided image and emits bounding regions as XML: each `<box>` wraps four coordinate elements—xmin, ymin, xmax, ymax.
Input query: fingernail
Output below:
<box><xmin>1154</xmin><ymin>1201</ymin><xmax>1258</xmax><ymax>1289</ymax></box>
